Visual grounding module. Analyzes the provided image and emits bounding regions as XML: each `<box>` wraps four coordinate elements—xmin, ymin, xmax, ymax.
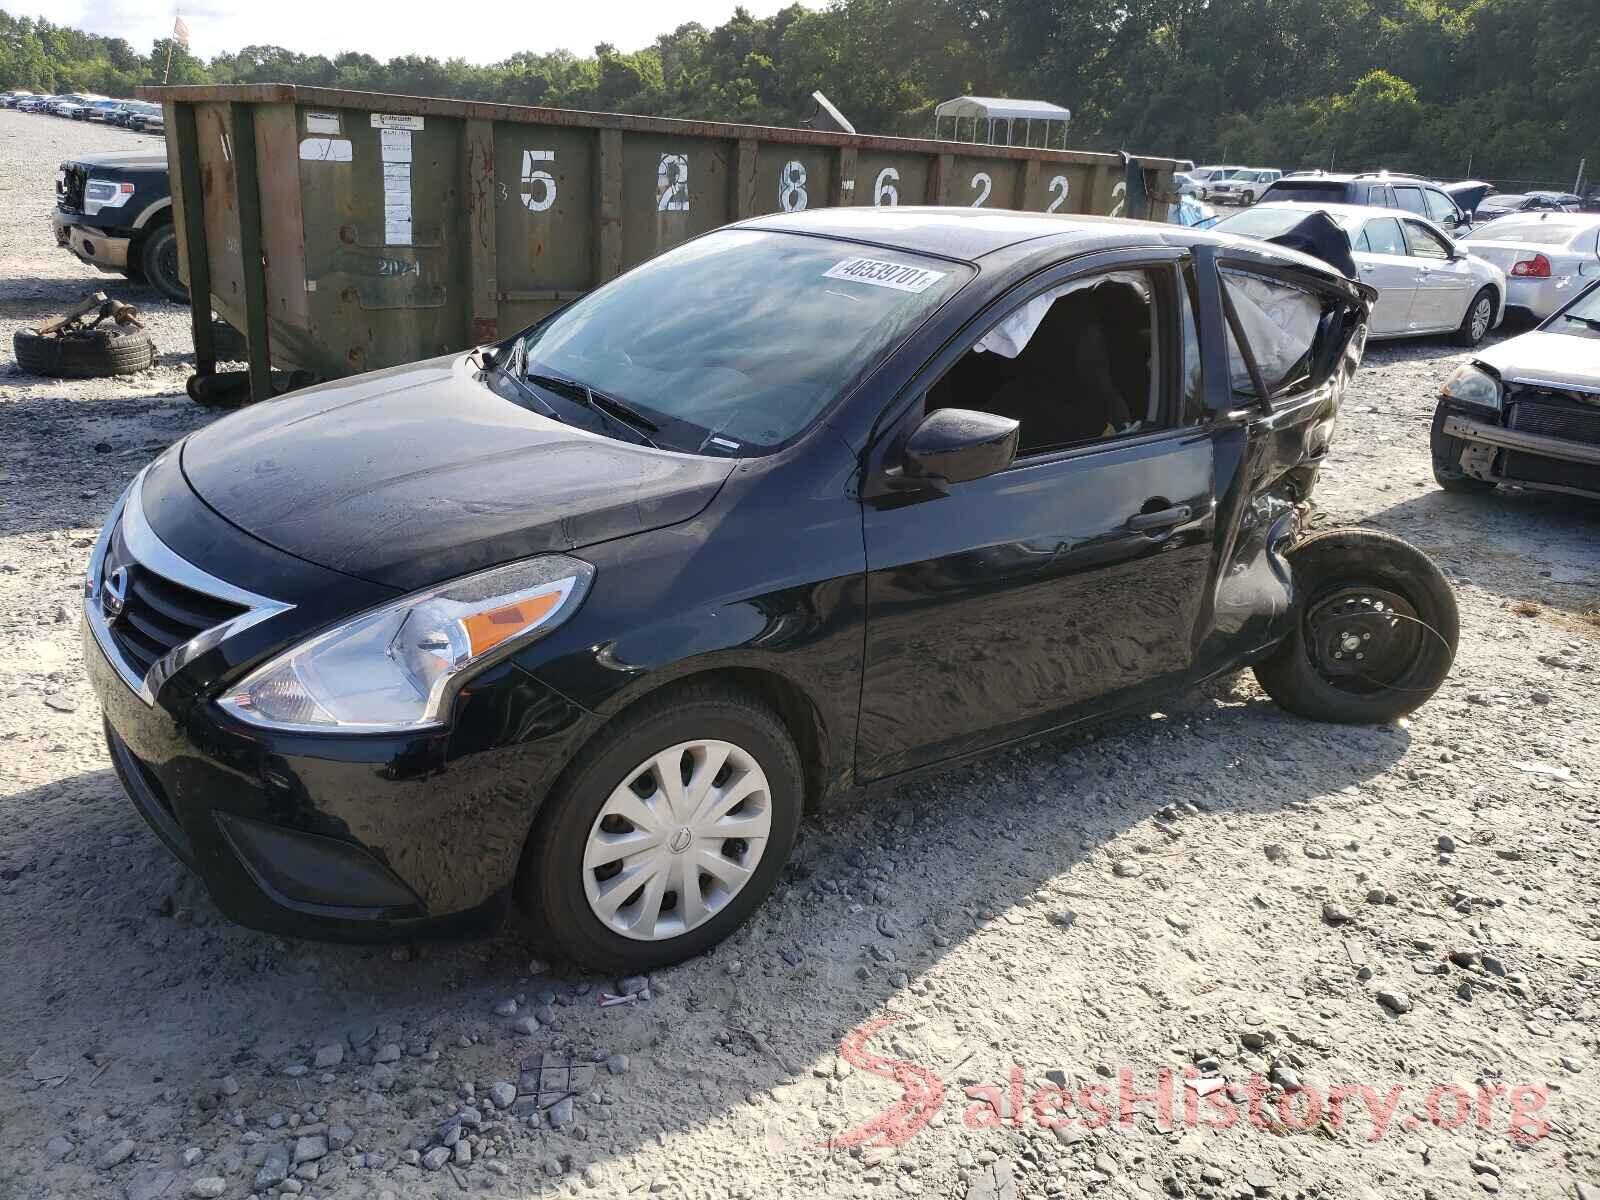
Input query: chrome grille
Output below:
<box><xmin>100</xmin><ymin>523</ymin><xmax>248</xmax><ymax>678</ymax></box>
<box><xmin>86</xmin><ymin>467</ymin><xmax>293</xmax><ymax>705</ymax></box>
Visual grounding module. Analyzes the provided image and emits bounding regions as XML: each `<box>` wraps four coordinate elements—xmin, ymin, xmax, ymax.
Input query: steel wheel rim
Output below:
<box><xmin>1304</xmin><ymin>584</ymin><xmax>1424</xmax><ymax>695</ymax></box>
<box><xmin>1470</xmin><ymin>297</ymin><xmax>1491</xmax><ymax>341</ymax></box>
<box><xmin>582</xmin><ymin>739</ymin><xmax>772</xmax><ymax>942</ymax></box>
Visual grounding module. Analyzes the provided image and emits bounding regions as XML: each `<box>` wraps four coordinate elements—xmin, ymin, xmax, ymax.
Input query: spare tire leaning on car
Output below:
<box><xmin>1253</xmin><ymin>528</ymin><xmax>1458</xmax><ymax>724</ymax></box>
<box><xmin>12</xmin><ymin>325</ymin><xmax>157</xmax><ymax>378</ymax></box>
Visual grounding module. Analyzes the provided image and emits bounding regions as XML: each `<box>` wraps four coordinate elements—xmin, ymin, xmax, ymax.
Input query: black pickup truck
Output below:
<box><xmin>53</xmin><ymin>150</ymin><xmax>185</xmax><ymax>301</ymax></box>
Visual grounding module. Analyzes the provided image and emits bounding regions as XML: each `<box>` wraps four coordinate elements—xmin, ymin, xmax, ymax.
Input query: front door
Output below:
<box><xmin>1352</xmin><ymin>216</ymin><xmax>1417</xmax><ymax>336</ymax></box>
<box><xmin>1402</xmin><ymin>218</ymin><xmax>1475</xmax><ymax>331</ymax></box>
<box><xmin>856</xmin><ymin>263</ymin><xmax>1219</xmax><ymax>781</ymax></box>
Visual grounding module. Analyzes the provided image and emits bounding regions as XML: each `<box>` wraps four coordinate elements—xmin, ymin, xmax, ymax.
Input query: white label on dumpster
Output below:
<box><xmin>823</xmin><ymin>257</ymin><xmax>946</xmax><ymax>293</ymax></box>
<box><xmin>305</xmin><ymin>111</ymin><xmax>342</xmax><ymax>134</ymax></box>
<box><xmin>371</xmin><ymin>113</ymin><xmax>424</xmax><ymax>130</ymax></box>
<box><xmin>380</xmin><ymin>128</ymin><xmax>413</xmax><ymax>246</ymax></box>
<box><xmin>379</xmin><ymin>128</ymin><xmax>413</xmax><ymax>162</ymax></box>
<box><xmin>299</xmin><ymin>136</ymin><xmax>352</xmax><ymax>162</ymax></box>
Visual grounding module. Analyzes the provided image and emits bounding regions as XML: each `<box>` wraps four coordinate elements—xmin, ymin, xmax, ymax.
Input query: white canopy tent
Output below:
<box><xmin>933</xmin><ymin>96</ymin><xmax>1072</xmax><ymax>149</ymax></box>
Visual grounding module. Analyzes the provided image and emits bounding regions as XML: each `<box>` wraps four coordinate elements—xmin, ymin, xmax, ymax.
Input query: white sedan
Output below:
<box><xmin>1458</xmin><ymin>212</ymin><xmax>1600</xmax><ymax>320</ymax></box>
<box><xmin>1211</xmin><ymin>201</ymin><xmax>1506</xmax><ymax>345</ymax></box>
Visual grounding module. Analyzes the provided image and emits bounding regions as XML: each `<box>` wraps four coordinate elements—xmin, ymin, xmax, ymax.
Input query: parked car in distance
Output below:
<box><xmin>1432</xmin><ymin>278</ymin><xmax>1600</xmax><ymax>498</ymax></box>
<box><xmin>16</xmin><ymin>94</ymin><xmax>55</xmax><ymax>112</ymax></box>
<box><xmin>1208</xmin><ymin>168</ymin><xmax>1283</xmax><ymax>206</ymax></box>
<box><xmin>1261</xmin><ymin>172</ymin><xmax>1471</xmax><ymax>233</ymax></box>
<box><xmin>53</xmin><ymin>149</ymin><xmax>183</xmax><ymax>300</ymax></box>
<box><xmin>129</xmin><ymin>106</ymin><xmax>165</xmax><ymax>134</ymax></box>
<box><xmin>1212</xmin><ymin>201</ymin><xmax>1504</xmax><ymax>345</ymax></box>
<box><xmin>1</xmin><ymin>90</ymin><xmax>37</xmax><ymax>108</ymax></box>
<box><xmin>1174</xmin><ymin>172</ymin><xmax>1199</xmax><ymax>197</ymax></box>
<box><xmin>116</xmin><ymin>101</ymin><xmax>163</xmax><ymax>129</ymax></box>
<box><xmin>1476</xmin><ymin>192</ymin><xmax>1581</xmax><ymax>220</ymax></box>
<box><xmin>1189</xmin><ymin>165</ymin><xmax>1247</xmax><ymax>199</ymax></box>
<box><xmin>86</xmin><ymin>99</ymin><xmax>130</xmax><ymax>122</ymax></box>
<box><xmin>83</xmin><ymin>208</ymin><xmax>1462</xmax><ymax>970</ymax></box>
<box><xmin>1458</xmin><ymin>212</ymin><xmax>1600</xmax><ymax>321</ymax></box>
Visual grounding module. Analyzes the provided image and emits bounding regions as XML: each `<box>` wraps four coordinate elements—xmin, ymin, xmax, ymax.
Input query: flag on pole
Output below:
<box><xmin>173</xmin><ymin>14</ymin><xmax>191</xmax><ymax>47</ymax></box>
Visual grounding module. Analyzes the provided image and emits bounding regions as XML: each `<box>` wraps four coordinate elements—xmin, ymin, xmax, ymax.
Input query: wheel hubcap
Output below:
<box><xmin>582</xmin><ymin>739</ymin><xmax>772</xmax><ymax>942</ymax></box>
<box><xmin>1306</xmin><ymin>585</ymin><xmax>1424</xmax><ymax>694</ymax></box>
<box><xmin>1471</xmin><ymin>299</ymin><xmax>1490</xmax><ymax>339</ymax></box>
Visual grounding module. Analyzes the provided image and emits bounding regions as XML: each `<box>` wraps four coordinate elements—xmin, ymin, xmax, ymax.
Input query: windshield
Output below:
<box><xmin>514</xmin><ymin>229</ymin><xmax>969</xmax><ymax>456</ymax></box>
<box><xmin>1551</xmin><ymin>284</ymin><xmax>1600</xmax><ymax>339</ymax></box>
<box><xmin>1465</xmin><ymin>219</ymin><xmax>1585</xmax><ymax>247</ymax></box>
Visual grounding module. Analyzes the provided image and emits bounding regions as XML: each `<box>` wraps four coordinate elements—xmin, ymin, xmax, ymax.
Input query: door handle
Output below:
<box><xmin>1127</xmin><ymin>504</ymin><xmax>1191</xmax><ymax>532</ymax></box>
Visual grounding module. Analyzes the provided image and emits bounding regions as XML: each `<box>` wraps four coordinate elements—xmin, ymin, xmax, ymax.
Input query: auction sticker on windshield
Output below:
<box><xmin>824</xmin><ymin>257</ymin><xmax>948</xmax><ymax>293</ymax></box>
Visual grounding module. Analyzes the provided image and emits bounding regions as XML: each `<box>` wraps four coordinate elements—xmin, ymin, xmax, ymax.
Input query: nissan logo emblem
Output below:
<box><xmin>102</xmin><ymin>566</ymin><xmax>130</xmax><ymax>621</ymax></box>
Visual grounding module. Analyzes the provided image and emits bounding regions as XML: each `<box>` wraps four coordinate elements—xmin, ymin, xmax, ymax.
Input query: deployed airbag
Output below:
<box><xmin>1225</xmin><ymin>272</ymin><xmax>1322</xmax><ymax>394</ymax></box>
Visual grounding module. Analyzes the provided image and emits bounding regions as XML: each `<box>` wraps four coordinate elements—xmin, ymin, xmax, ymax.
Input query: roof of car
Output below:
<box><xmin>1238</xmin><ymin>200</ymin><xmax>1409</xmax><ymax>223</ymax></box>
<box><xmin>740</xmin><ymin>207</ymin><xmax>1175</xmax><ymax>261</ymax></box>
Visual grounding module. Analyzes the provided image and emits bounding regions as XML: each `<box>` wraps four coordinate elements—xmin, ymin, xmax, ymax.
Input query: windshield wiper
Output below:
<box><xmin>1561</xmin><ymin>313</ymin><xmax>1600</xmax><ymax>332</ymax></box>
<box><xmin>525</xmin><ymin>370</ymin><xmax>661</xmax><ymax>448</ymax></box>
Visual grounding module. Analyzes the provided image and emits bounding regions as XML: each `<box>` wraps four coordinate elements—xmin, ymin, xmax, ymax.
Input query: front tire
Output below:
<box><xmin>1242</xmin><ymin>190</ymin><xmax>1255</xmax><ymax>205</ymax></box>
<box><xmin>516</xmin><ymin>684</ymin><xmax>803</xmax><ymax>974</ymax></box>
<box><xmin>1253</xmin><ymin>529</ymin><xmax>1458</xmax><ymax>724</ymax></box>
<box><xmin>1430</xmin><ymin>402</ymin><xmax>1498</xmax><ymax>493</ymax></box>
<box><xmin>140</xmin><ymin>222</ymin><xmax>188</xmax><ymax>303</ymax></box>
<box><xmin>1454</xmin><ymin>286</ymin><xmax>1495</xmax><ymax>347</ymax></box>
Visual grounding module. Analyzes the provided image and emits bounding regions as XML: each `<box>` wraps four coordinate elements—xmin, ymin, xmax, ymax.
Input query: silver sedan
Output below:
<box><xmin>1459</xmin><ymin>212</ymin><xmax>1600</xmax><ymax>320</ymax></box>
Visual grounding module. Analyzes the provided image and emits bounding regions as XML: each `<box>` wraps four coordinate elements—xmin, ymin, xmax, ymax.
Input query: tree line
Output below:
<box><xmin>2</xmin><ymin>0</ymin><xmax>1593</xmax><ymax>187</ymax></box>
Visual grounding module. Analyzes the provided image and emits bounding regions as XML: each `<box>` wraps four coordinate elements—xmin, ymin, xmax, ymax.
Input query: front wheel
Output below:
<box><xmin>140</xmin><ymin>222</ymin><xmax>188</xmax><ymax>303</ymax></box>
<box><xmin>1454</xmin><ymin>286</ymin><xmax>1496</xmax><ymax>347</ymax></box>
<box><xmin>515</xmin><ymin>684</ymin><xmax>802</xmax><ymax>973</ymax></box>
<box><xmin>1242</xmin><ymin>191</ymin><xmax>1255</xmax><ymax>205</ymax></box>
<box><xmin>1253</xmin><ymin>528</ymin><xmax>1458</xmax><ymax>724</ymax></box>
<box><xmin>1430</xmin><ymin>402</ymin><xmax>1497</xmax><ymax>493</ymax></box>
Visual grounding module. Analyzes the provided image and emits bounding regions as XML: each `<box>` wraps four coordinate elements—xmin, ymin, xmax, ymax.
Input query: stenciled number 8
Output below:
<box><xmin>779</xmin><ymin>161</ymin><xmax>808</xmax><ymax>212</ymax></box>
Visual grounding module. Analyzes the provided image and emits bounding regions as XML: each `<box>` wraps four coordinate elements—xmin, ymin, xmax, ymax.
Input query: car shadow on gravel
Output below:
<box><xmin>0</xmin><ymin>685</ymin><xmax>1413</xmax><ymax>1184</ymax></box>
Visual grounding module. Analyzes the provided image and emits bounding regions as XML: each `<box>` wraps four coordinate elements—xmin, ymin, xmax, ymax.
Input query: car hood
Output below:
<box><xmin>179</xmin><ymin>354</ymin><xmax>737</xmax><ymax>591</ymax></box>
<box><xmin>1476</xmin><ymin>330</ymin><xmax>1600</xmax><ymax>394</ymax></box>
<box><xmin>62</xmin><ymin>149</ymin><xmax>169</xmax><ymax>172</ymax></box>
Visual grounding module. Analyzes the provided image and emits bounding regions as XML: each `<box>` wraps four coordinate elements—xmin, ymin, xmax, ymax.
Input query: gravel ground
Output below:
<box><xmin>2</xmin><ymin>109</ymin><xmax>1599</xmax><ymax>1200</ymax></box>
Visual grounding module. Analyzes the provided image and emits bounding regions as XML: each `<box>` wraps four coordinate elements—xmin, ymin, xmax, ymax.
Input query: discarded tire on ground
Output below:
<box><xmin>207</xmin><ymin>318</ymin><xmax>247</xmax><ymax>362</ymax></box>
<box><xmin>12</xmin><ymin>326</ymin><xmax>156</xmax><ymax>378</ymax></box>
<box><xmin>1253</xmin><ymin>528</ymin><xmax>1459</xmax><ymax>725</ymax></box>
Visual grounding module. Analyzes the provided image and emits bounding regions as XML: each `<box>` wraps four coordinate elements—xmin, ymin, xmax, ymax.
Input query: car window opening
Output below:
<box><xmin>1220</xmin><ymin>268</ymin><xmax>1326</xmax><ymax>399</ymax></box>
<box><xmin>926</xmin><ymin>273</ymin><xmax>1159</xmax><ymax>458</ymax></box>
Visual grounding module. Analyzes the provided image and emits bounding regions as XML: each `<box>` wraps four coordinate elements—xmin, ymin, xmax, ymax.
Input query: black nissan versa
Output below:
<box><xmin>84</xmin><ymin>209</ymin><xmax>1459</xmax><ymax>972</ymax></box>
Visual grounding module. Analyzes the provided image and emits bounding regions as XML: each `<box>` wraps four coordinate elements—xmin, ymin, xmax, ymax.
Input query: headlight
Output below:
<box><xmin>218</xmin><ymin>556</ymin><xmax>593</xmax><ymax>732</ymax></box>
<box><xmin>1440</xmin><ymin>363</ymin><xmax>1501</xmax><ymax>411</ymax></box>
<box><xmin>84</xmin><ymin>178</ymin><xmax>135</xmax><ymax>215</ymax></box>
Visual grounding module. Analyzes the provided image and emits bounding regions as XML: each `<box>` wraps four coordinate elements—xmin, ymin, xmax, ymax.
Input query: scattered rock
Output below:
<box><xmin>98</xmin><ymin>1138</ymin><xmax>136</xmax><ymax>1169</ymax></box>
<box><xmin>1377</xmin><ymin>990</ymin><xmax>1413</xmax><ymax>1015</ymax></box>
<box><xmin>190</xmin><ymin>1177</ymin><xmax>226</xmax><ymax>1198</ymax></box>
<box><xmin>421</xmin><ymin>1146</ymin><xmax>451</xmax><ymax>1171</ymax></box>
<box><xmin>488</xmin><ymin>1081</ymin><xmax>517</xmax><ymax>1109</ymax></box>
<box><xmin>312</xmin><ymin>1043</ymin><xmax>343</xmax><ymax>1068</ymax></box>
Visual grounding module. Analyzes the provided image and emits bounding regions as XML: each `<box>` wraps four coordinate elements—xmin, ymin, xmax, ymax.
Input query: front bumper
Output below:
<box><xmin>52</xmin><ymin>209</ymin><xmax>130</xmax><ymax>271</ymax></box>
<box><xmin>1505</xmin><ymin>273</ymin><xmax>1582</xmax><ymax>320</ymax></box>
<box><xmin>83</xmin><ymin>480</ymin><xmax>601</xmax><ymax>942</ymax></box>
<box><xmin>1441</xmin><ymin>412</ymin><xmax>1600</xmax><ymax>497</ymax></box>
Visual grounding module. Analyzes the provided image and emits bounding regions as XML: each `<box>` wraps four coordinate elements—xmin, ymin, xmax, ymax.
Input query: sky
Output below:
<box><xmin>19</xmin><ymin>0</ymin><xmax>805</xmax><ymax>64</ymax></box>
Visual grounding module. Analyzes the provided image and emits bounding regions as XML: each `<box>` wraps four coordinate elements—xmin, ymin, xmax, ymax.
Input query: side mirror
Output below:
<box><xmin>898</xmin><ymin>408</ymin><xmax>1019</xmax><ymax>489</ymax></box>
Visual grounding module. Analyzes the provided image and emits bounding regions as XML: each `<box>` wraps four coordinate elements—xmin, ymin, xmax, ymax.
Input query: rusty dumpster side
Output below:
<box><xmin>139</xmin><ymin>84</ymin><xmax>1182</xmax><ymax>401</ymax></box>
